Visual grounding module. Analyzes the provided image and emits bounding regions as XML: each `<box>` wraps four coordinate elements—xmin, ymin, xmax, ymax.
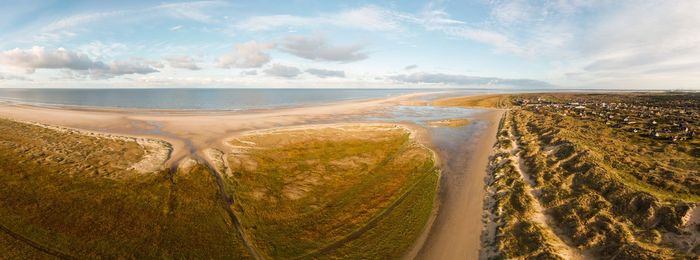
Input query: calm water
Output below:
<box><xmin>0</xmin><ymin>88</ymin><xmax>438</xmax><ymax>110</ymax></box>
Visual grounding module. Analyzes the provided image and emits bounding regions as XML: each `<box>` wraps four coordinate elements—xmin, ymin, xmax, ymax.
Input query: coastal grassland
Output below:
<box><xmin>0</xmin><ymin>230</ymin><xmax>54</xmax><ymax>259</ymax></box>
<box><xmin>319</xmin><ymin>169</ymin><xmax>439</xmax><ymax>259</ymax></box>
<box><xmin>0</xmin><ymin>118</ymin><xmax>250</xmax><ymax>258</ymax></box>
<box><xmin>432</xmin><ymin>94</ymin><xmax>511</xmax><ymax>108</ymax></box>
<box><xmin>510</xmin><ymin>106</ymin><xmax>697</xmax><ymax>258</ymax></box>
<box><xmin>224</xmin><ymin>125</ymin><xmax>439</xmax><ymax>259</ymax></box>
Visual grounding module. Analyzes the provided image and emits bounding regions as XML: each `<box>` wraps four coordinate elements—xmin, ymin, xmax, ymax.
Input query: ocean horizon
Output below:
<box><xmin>0</xmin><ymin>88</ymin><xmax>675</xmax><ymax>111</ymax></box>
<box><xmin>0</xmin><ymin>88</ymin><xmax>492</xmax><ymax>110</ymax></box>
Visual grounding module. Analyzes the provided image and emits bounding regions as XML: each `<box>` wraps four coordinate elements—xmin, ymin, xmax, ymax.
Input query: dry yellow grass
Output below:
<box><xmin>0</xmin><ymin>119</ymin><xmax>440</xmax><ymax>258</ymax></box>
<box><xmin>432</xmin><ymin>94</ymin><xmax>511</xmax><ymax>108</ymax></box>
<box><xmin>223</xmin><ymin>124</ymin><xmax>439</xmax><ymax>258</ymax></box>
<box><xmin>0</xmin><ymin>118</ymin><xmax>250</xmax><ymax>258</ymax></box>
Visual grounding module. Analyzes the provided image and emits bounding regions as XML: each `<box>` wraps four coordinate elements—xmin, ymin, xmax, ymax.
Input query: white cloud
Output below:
<box><xmin>332</xmin><ymin>6</ymin><xmax>400</xmax><ymax>31</ymax></box>
<box><xmin>581</xmin><ymin>1</ymin><xmax>700</xmax><ymax>70</ymax></box>
<box><xmin>279</xmin><ymin>35</ymin><xmax>368</xmax><ymax>62</ymax></box>
<box><xmin>41</xmin><ymin>1</ymin><xmax>224</xmax><ymax>34</ymax></box>
<box><xmin>165</xmin><ymin>56</ymin><xmax>200</xmax><ymax>70</ymax></box>
<box><xmin>42</xmin><ymin>10</ymin><xmax>126</xmax><ymax>32</ymax></box>
<box><xmin>0</xmin><ymin>73</ymin><xmax>30</xmax><ymax>81</ymax></box>
<box><xmin>559</xmin><ymin>0</ymin><xmax>700</xmax><ymax>87</ymax></box>
<box><xmin>240</xmin><ymin>70</ymin><xmax>258</xmax><ymax>76</ymax></box>
<box><xmin>0</xmin><ymin>46</ymin><xmax>160</xmax><ymax>79</ymax></box>
<box><xmin>390</xmin><ymin>72</ymin><xmax>556</xmax><ymax>88</ymax></box>
<box><xmin>77</xmin><ymin>41</ymin><xmax>128</xmax><ymax>60</ymax></box>
<box><xmin>236</xmin><ymin>6</ymin><xmax>399</xmax><ymax>32</ymax></box>
<box><xmin>490</xmin><ymin>0</ymin><xmax>531</xmax><ymax>24</ymax></box>
<box><xmin>104</xmin><ymin>60</ymin><xmax>159</xmax><ymax>75</ymax></box>
<box><xmin>414</xmin><ymin>6</ymin><xmax>530</xmax><ymax>56</ymax></box>
<box><xmin>238</xmin><ymin>5</ymin><xmax>529</xmax><ymax>56</ymax></box>
<box><xmin>404</xmin><ymin>64</ymin><xmax>417</xmax><ymax>70</ymax></box>
<box><xmin>306</xmin><ymin>68</ymin><xmax>345</xmax><ymax>78</ymax></box>
<box><xmin>0</xmin><ymin>46</ymin><xmax>107</xmax><ymax>73</ymax></box>
<box><xmin>218</xmin><ymin>41</ymin><xmax>276</xmax><ymax>68</ymax></box>
<box><xmin>264</xmin><ymin>64</ymin><xmax>301</xmax><ymax>78</ymax></box>
<box><xmin>170</xmin><ymin>25</ymin><xmax>183</xmax><ymax>31</ymax></box>
<box><xmin>156</xmin><ymin>1</ymin><xmax>225</xmax><ymax>23</ymax></box>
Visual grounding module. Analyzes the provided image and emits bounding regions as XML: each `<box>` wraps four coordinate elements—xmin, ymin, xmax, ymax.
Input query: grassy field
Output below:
<box><xmin>0</xmin><ymin>119</ymin><xmax>440</xmax><ymax>258</ymax></box>
<box><xmin>0</xmin><ymin>118</ymin><xmax>250</xmax><ymax>258</ymax></box>
<box><xmin>432</xmin><ymin>94</ymin><xmax>511</xmax><ymax>108</ymax></box>
<box><xmin>223</xmin><ymin>125</ymin><xmax>439</xmax><ymax>259</ymax></box>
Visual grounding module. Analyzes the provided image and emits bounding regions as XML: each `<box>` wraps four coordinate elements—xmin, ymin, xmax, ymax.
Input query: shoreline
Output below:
<box><xmin>0</xmin><ymin>92</ymin><xmax>434</xmax><ymax>169</ymax></box>
<box><xmin>411</xmin><ymin>109</ymin><xmax>505</xmax><ymax>259</ymax></box>
<box><xmin>0</xmin><ymin>90</ymin><xmax>445</xmax><ymax>114</ymax></box>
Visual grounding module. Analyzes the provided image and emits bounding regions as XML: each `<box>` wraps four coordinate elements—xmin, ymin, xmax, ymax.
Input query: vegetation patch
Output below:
<box><xmin>504</xmin><ymin>93</ymin><xmax>700</xmax><ymax>258</ymax></box>
<box><xmin>432</xmin><ymin>94</ymin><xmax>511</xmax><ymax>108</ymax></box>
<box><xmin>482</xmin><ymin>112</ymin><xmax>565</xmax><ymax>259</ymax></box>
<box><xmin>223</xmin><ymin>124</ymin><xmax>439</xmax><ymax>259</ymax></box>
<box><xmin>0</xmin><ymin>118</ymin><xmax>250</xmax><ymax>258</ymax></box>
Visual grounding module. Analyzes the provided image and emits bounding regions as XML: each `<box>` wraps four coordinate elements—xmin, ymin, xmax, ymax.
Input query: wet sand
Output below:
<box><xmin>409</xmin><ymin>110</ymin><xmax>504</xmax><ymax>260</ymax></box>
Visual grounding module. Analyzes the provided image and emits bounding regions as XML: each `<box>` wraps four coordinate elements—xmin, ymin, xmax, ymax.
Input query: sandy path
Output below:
<box><xmin>508</xmin><ymin>120</ymin><xmax>583</xmax><ymax>260</ymax></box>
<box><xmin>409</xmin><ymin>110</ymin><xmax>504</xmax><ymax>260</ymax></box>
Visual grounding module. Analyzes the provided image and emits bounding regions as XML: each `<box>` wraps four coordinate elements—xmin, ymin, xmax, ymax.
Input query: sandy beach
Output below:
<box><xmin>0</xmin><ymin>93</ymin><xmax>432</xmax><ymax>168</ymax></box>
<box><xmin>0</xmin><ymin>93</ymin><xmax>504</xmax><ymax>259</ymax></box>
<box><xmin>409</xmin><ymin>110</ymin><xmax>504</xmax><ymax>260</ymax></box>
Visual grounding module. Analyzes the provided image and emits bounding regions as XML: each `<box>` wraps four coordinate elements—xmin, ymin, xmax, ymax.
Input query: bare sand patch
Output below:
<box><xmin>426</xmin><ymin>118</ymin><xmax>470</xmax><ymax>128</ymax></box>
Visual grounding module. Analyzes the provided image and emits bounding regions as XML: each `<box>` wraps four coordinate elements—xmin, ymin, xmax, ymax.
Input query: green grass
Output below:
<box><xmin>224</xmin><ymin>125</ymin><xmax>439</xmax><ymax>258</ymax></box>
<box><xmin>318</xmin><ymin>170</ymin><xmax>439</xmax><ymax>259</ymax></box>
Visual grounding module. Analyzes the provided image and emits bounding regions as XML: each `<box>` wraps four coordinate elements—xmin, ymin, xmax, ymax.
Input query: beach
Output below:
<box><xmin>408</xmin><ymin>110</ymin><xmax>504</xmax><ymax>259</ymax></box>
<box><xmin>0</xmin><ymin>93</ymin><xmax>432</xmax><ymax>167</ymax></box>
<box><xmin>0</xmin><ymin>93</ymin><xmax>503</xmax><ymax>259</ymax></box>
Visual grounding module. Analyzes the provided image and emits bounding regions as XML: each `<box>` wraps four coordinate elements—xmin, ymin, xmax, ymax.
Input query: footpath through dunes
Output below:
<box><xmin>489</xmin><ymin>93</ymin><xmax>700</xmax><ymax>258</ymax></box>
<box><xmin>481</xmin><ymin>111</ymin><xmax>583</xmax><ymax>259</ymax></box>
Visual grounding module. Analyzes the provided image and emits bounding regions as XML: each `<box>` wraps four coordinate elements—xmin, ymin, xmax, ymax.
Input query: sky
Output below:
<box><xmin>0</xmin><ymin>0</ymin><xmax>698</xmax><ymax>89</ymax></box>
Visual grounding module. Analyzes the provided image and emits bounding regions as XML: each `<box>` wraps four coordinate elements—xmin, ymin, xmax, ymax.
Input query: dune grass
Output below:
<box><xmin>432</xmin><ymin>94</ymin><xmax>511</xmax><ymax>108</ymax></box>
<box><xmin>510</xmin><ymin>103</ymin><xmax>697</xmax><ymax>258</ymax></box>
<box><xmin>224</xmin><ymin>125</ymin><xmax>439</xmax><ymax>259</ymax></box>
<box><xmin>483</xmin><ymin>112</ymin><xmax>564</xmax><ymax>259</ymax></box>
<box><xmin>0</xmin><ymin>119</ymin><xmax>250</xmax><ymax>258</ymax></box>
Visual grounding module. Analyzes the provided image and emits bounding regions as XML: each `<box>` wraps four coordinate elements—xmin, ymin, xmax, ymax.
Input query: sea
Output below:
<box><xmin>0</xmin><ymin>88</ymin><xmax>500</xmax><ymax>110</ymax></box>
